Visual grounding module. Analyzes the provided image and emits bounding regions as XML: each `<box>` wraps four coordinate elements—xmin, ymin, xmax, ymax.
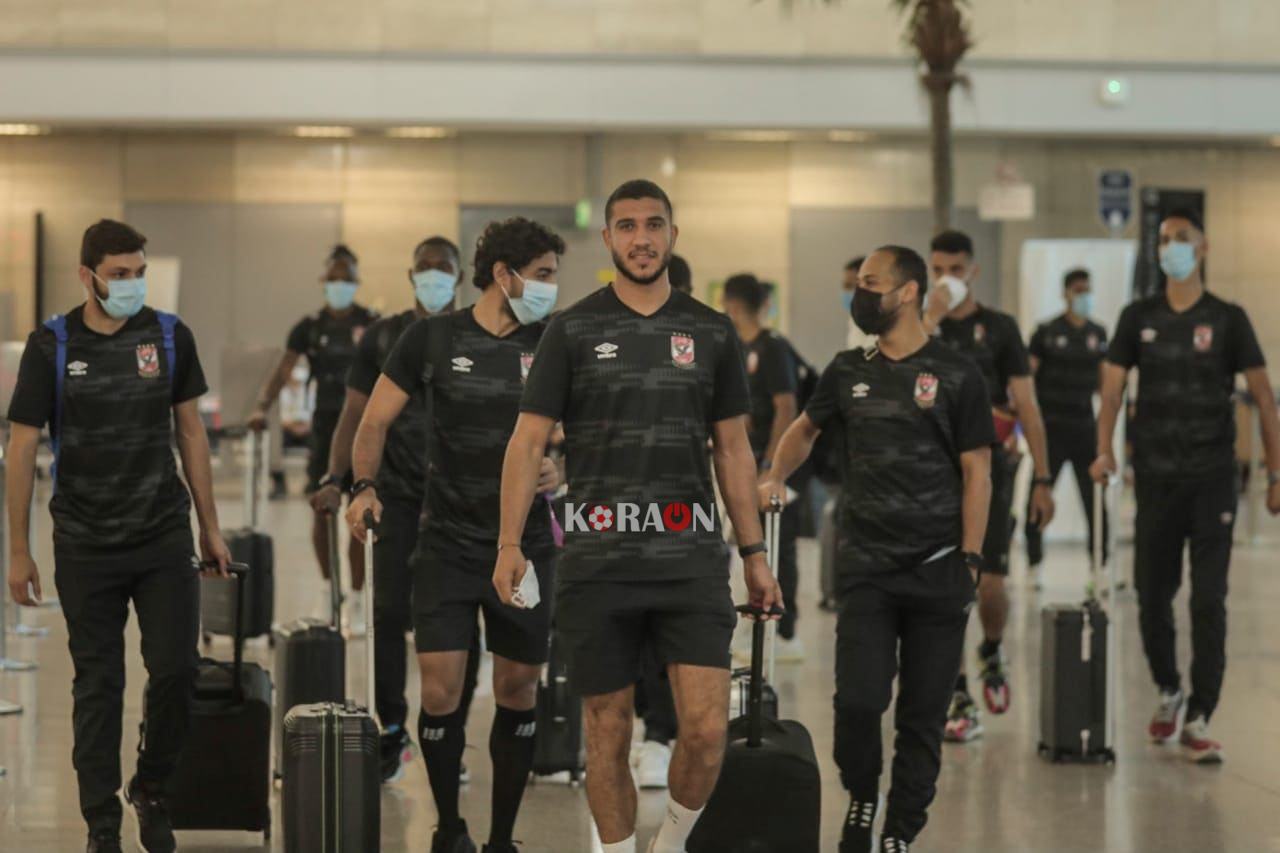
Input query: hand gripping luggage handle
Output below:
<box><xmin>363</xmin><ymin>510</ymin><xmax>378</xmax><ymax>720</ymax></box>
<box><xmin>327</xmin><ymin>511</ymin><xmax>343</xmax><ymax>630</ymax></box>
<box><xmin>736</xmin><ymin>603</ymin><xmax>785</xmax><ymax>748</ymax></box>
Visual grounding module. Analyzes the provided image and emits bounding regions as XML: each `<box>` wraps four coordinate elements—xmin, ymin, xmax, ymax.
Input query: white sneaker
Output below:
<box><xmin>347</xmin><ymin>589</ymin><xmax>367</xmax><ymax>636</ymax></box>
<box><xmin>1029</xmin><ymin>565</ymin><xmax>1044</xmax><ymax>591</ymax></box>
<box><xmin>774</xmin><ymin>635</ymin><xmax>805</xmax><ymax>663</ymax></box>
<box><xmin>635</xmin><ymin>740</ymin><xmax>671</xmax><ymax>789</ymax></box>
<box><xmin>313</xmin><ymin>587</ymin><xmax>334</xmax><ymax>622</ymax></box>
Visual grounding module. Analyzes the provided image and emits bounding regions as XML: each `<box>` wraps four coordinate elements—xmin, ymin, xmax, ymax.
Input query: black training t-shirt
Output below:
<box><xmin>938</xmin><ymin>305</ymin><xmax>1031</xmax><ymax>409</ymax></box>
<box><xmin>1029</xmin><ymin>314</ymin><xmax>1107</xmax><ymax>429</ymax></box>
<box><xmin>7</xmin><ymin>306</ymin><xmax>207</xmax><ymax>555</ymax></box>
<box><xmin>382</xmin><ymin>308</ymin><xmax>552</xmax><ymax>562</ymax></box>
<box><xmin>741</xmin><ymin>329</ymin><xmax>798</xmax><ymax>462</ymax></box>
<box><xmin>346</xmin><ymin>309</ymin><xmax>429</xmax><ymax>505</ymax></box>
<box><xmin>287</xmin><ymin>305</ymin><xmax>378</xmax><ymax>413</ymax></box>
<box><xmin>520</xmin><ymin>285</ymin><xmax>751</xmax><ymax>584</ymax></box>
<box><xmin>1107</xmin><ymin>292</ymin><xmax>1264</xmax><ymax>480</ymax></box>
<box><xmin>805</xmin><ymin>340</ymin><xmax>994</xmax><ymax>579</ymax></box>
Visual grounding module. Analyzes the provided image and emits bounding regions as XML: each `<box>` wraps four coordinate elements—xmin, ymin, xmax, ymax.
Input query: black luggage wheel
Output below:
<box><xmin>1038</xmin><ymin>742</ymin><xmax>1116</xmax><ymax>765</ymax></box>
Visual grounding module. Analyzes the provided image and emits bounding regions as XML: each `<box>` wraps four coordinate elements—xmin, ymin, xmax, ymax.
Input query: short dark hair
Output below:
<box><xmin>668</xmin><ymin>254</ymin><xmax>692</xmax><ymax>293</ymax></box>
<box><xmin>414</xmin><ymin>236</ymin><xmax>462</xmax><ymax>268</ymax></box>
<box><xmin>328</xmin><ymin>243</ymin><xmax>358</xmax><ymax>266</ymax></box>
<box><xmin>875</xmin><ymin>245</ymin><xmax>929</xmax><ymax>301</ymax></box>
<box><xmin>1063</xmin><ymin>267</ymin><xmax>1091</xmax><ymax>289</ymax></box>
<box><xmin>605</xmin><ymin>179</ymin><xmax>673</xmax><ymax>224</ymax></box>
<box><xmin>722</xmin><ymin>272</ymin><xmax>765</xmax><ymax>312</ymax></box>
<box><xmin>845</xmin><ymin>256</ymin><xmax>867</xmax><ymax>273</ymax></box>
<box><xmin>80</xmin><ymin>219</ymin><xmax>147</xmax><ymax>270</ymax></box>
<box><xmin>472</xmin><ymin>217</ymin><xmax>566</xmax><ymax>290</ymax></box>
<box><xmin>1163</xmin><ymin>207</ymin><xmax>1205</xmax><ymax>234</ymax></box>
<box><xmin>930</xmin><ymin>230</ymin><xmax>974</xmax><ymax>258</ymax></box>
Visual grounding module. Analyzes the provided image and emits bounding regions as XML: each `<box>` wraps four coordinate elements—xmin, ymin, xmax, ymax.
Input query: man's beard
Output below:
<box><xmin>612</xmin><ymin>248</ymin><xmax>671</xmax><ymax>286</ymax></box>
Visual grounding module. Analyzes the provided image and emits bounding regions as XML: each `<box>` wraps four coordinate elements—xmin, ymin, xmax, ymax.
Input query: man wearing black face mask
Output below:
<box><xmin>761</xmin><ymin>247</ymin><xmax>992</xmax><ymax>852</ymax></box>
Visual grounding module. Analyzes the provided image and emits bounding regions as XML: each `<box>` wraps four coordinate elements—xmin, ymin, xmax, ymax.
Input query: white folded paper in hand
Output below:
<box><xmin>511</xmin><ymin>560</ymin><xmax>540</xmax><ymax>610</ymax></box>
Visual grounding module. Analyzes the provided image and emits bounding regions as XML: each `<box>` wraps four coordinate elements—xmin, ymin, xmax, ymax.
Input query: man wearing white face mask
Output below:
<box><xmin>249</xmin><ymin>244</ymin><xmax>377</xmax><ymax>623</ymax></box>
<box><xmin>923</xmin><ymin>230</ymin><xmax>1056</xmax><ymax>743</ymax></box>
<box><xmin>6</xmin><ymin>219</ymin><xmax>230</xmax><ymax>852</ymax></box>
<box><xmin>346</xmin><ymin>218</ymin><xmax>565</xmax><ymax>853</ymax></box>
<box><xmin>1092</xmin><ymin>209</ymin><xmax>1280</xmax><ymax>763</ymax></box>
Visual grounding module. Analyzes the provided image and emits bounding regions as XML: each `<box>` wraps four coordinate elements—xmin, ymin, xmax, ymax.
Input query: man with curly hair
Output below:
<box><xmin>347</xmin><ymin>218</ymin><xmax>566</xmax><ymax>853</ymax></box>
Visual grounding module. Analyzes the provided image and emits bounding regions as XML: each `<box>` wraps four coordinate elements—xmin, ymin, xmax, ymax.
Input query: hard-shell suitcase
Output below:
<box><xmin>203</xmin><ymin>430</ymin><xmax>275</xmax><ymax>641</ymax></box>
<box><xmin>1039</xmin><ymin>480</ymin><xmax>1117</xmax><ymax>763</ymax></box>
<box><xmin>170</xmin><ymin>564</ymin><xmax>273</xmax><ymax>841</ymax></box>
<box><xmin>282</xmin><ymin>512</ymin><xmax>381</xmax><ymax>852</ymax></box>
<box><xmin>532</xmin><ymin>636</ymin><xmax>584</xmax><ymax>783</ymax></box>
<box><xmin>273</xmin><ymin>513</ymin><xmax>347</xmax><ymax>779</ymax></box>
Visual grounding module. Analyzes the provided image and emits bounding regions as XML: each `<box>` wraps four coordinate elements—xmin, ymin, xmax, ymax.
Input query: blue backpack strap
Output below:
<box><xmin>155</xmin><ymin>311</ymin><xmax>179</xmax><ymax>392</ymax></box>
<box><xmin>42</xmin><ymin>314</ymin><xmax>69</xmax><ymax>490</ymax></box>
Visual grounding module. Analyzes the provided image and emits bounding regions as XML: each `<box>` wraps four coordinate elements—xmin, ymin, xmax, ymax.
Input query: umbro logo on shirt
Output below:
<box><xmin>595</xmin><ymin>342</ymin><xmax>619</xmax><ymax>359</ymax></box>
<box><xmin>851</xmin><ymin>383</ymin><xmax>870</xmax><ymax>399</ymax></box>
<box><xmin>68</xmin><ymin>361</ymin><xmax>88</xmax><ymax>377</ymax></box>
<box><xmin>451</xmin><ymin>356</ymin><xmax>473</xmax><ymax>373</ymax></box>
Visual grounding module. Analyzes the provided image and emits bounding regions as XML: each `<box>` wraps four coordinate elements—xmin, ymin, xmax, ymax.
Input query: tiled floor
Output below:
<box><xmin>3</xmin><ymin>477</ymin><xmax>1280</xmax><ymax>852</ymax></box>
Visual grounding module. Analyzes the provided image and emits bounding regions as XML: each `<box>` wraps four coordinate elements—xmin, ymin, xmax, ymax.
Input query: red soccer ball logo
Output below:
<box><xmin>588</xmin><ymin>505</ymin><xmax>614</xmax><ymax>531</ymax></box>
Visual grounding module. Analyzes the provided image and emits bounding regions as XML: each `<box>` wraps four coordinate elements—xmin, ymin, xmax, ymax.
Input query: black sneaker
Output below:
<box><xmin>880</xmin><ymin>837</ymin><xmax>910</xmax><ymax>853</ymax></box>
<box><xmin>124</xmin><ymin>777</ymin><xmax>175</xmax><ymax>853</ymax></box>
<box><xmin>481</xmin><ymin>844</ymin><xmax>519</xmax><ymax>853</ymax></box>
<box><xmin>380</xmin><ymin>726</ymin><xmax>412</xmax><ymax>783</ymax></box>
<box><xmin>839</xmin><ymin>798</ymin><xmax>877</xmax><ymax>852</ymax></box>
<box><xmin>86</xmin><ymin>827</ymin><xmax>123</xmax><ymax>853</ymax></box>
<box><xmin>431</xmin><ymin>820</ymin><xmax>477</xmax><ymax>853</ymax></box>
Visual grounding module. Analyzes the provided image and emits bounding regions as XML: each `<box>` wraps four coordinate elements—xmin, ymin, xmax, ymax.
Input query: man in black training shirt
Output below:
<box><xmin>1093</xmin><ymin>210</ymin><xmax>1280</xmax><ymax>763</ymax></box>
<box><xmin>346</xmin><ymin>218</ymin><xmax>564</xmax><ymax>853</ymax></box>
<box><xmin>249</xmin><ymin>244</ymin><xmax>377</xmax><ymax>626</ymax></box>
<box><xmin>1025</xmin><ymin>268</ymin><xmax>1109</xmax><ymax>585</ymax></box>
<box><xmin>497</xmin><ymin>180</ymin><xmax>779</xmax><ymax>853</ymax></box>
<box><xmin>722</xmin><ymin>272</ymin><xmax>806</xmax><ymax>658</ymax></box>
<box><xmin>923</xmin><ymin>230</ymin><xmax>1055</xmax><ymax>742</ymax></box>
<box><xmin>313</xmin><ymin>235</ymin><xmax>480</xmax><ymax>784</ymax></box>
<box><xmin>5</xmin><ymin>220</ymin><xmax>230</xmax><ymax>853</ymax></box>
<box><xmin>762</xmin><ymin>246</ymin><xmax>993</xmax><ymax>853</ymax></box>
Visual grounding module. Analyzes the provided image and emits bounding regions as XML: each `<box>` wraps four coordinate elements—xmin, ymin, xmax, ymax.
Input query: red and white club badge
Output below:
<box><xmin>588</xmin><ymin>505</ymin><xmax>614</xmax><ymax>531</ymax></box>
<box><xmin>671</xmin><ymin>334</ymin><xmax>696</xmax><ymax>368</ymax></box>
<box><xmin>520</xmin><ymin>352</ymin><xmax>534</xmax><ymax>384</ymax></box>
<box><xmin>1194</xmin><ymin>324</ymin><xmax>1213</xmax><ymax>352</ymax></box>
<box><xmin>746</xmin><ymin>350</ymin><xmax>759</xmax><ymax>375</ymax></box>
<box><xmin>136</xmin><ymin>343</ymin><xmax>160</xmax><ymax>379</ymax></box>
<box><xmin>914</xmin><ymin>372</ymin><xmax>939</xmax><ymax>409</ymax></box>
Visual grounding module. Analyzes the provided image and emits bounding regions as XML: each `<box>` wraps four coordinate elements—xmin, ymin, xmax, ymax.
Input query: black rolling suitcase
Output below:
<box><xmin>532</xmin><ymin>635</ymin><xmax>584</xmax><ymax>784</ymax></box>
<box><xmin>203</xmin><ymin>430</ymin><xmax>275</xmax><ymax>641</ymax></box>
<box><xmin>170</xmin><ymin>563</ymin><xmax>273</xmax><ymax>842</ymax></box>
<box><xmin>1039</xmin><ymin>480</ymin><xmax>1117</xmax><ymax>764</ymax></box>
<box><xmin>689</xmin><ymin>500</ymin><xmax>822</xmax><ymax>853</ymax></box>
<box><xmin>273</xmin><ymin>512</ymin><xmax>347</xmax><ymax>779</ymax></box>
<box><xmin>282</xmin><ymin>512</ymin><xmax>381</xmax><ymax>852</ymax></box>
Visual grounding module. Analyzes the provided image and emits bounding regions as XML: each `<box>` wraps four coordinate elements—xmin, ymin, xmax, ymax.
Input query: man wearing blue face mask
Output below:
<box><xmin>1024</xmin><ymin>268</ymin><xmax>1109</xmax><ymax>587</ymax></box>
<box><xmin>6</xmin><ymin>219</ymin><xmax>230</xmax><ymax>853</ymax></box>
<box><xmin>312</xmin><ymin>235</ymin><xmax>481</xmax><ymax>784</ymax></box>
<box><xmin>346</xmin><ymin>217</ymin><xmax>565</xmax><ymax>853</ymax></box>
<box><xmin>249</xmin><ymin>244</ymin><xmax>377</xmax><ymax>626</ymax></box>
<box><xmin>1093</xmin><ymin>209</ymin><xmax>1280</xmax><ymax>764</ymax></box>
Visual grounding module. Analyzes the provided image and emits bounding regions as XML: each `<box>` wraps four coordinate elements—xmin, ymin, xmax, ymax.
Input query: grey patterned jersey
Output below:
<box><xmin>805</xmin><ymin>340</ymin><xmax>994</xmax><ymax>578</ymax></box>
<box><xmin>520</xmin><ymin>285</ymin><xmax>751</xmax><ymax>584</ymax></box>
<box><xmin>7</xmin><ymin>306</ymin><xmax>207</xmax><ymax>554</ymax></box>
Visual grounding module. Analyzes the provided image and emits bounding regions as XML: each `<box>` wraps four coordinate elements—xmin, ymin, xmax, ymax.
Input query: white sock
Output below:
<box><xmin>602</xmin><ymin>835</ymin><xmax>636</xmax><ymax>853</ymax></box>
<box><xmin>651</xmin><ymin>797</ymin><xmax>704</xmax><ymax>853</ymax></box>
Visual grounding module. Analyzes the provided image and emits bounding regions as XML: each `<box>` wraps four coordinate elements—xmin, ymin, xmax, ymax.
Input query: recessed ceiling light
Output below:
<box><xmin>293</xmin><ymin>125</ymin><xmax>355</xmax><ymax>138</ymax></box>
<box><xmin>706</xmin><ymin>130</ymin><xmax>796</xmax><ymax>143</ymax></box>
<box><xmin>828</xmin><ymin>130</ymin><xmax>872</xmax><ymax>143</ymax></box>
<box><xmin>0</xmin><ymin>123</ymin><xmax>50</xmax><ymax>136</ymax></box>
<box><xmin>385</xmin><ymin>126</ymin><xmax>453</xmax><ymax>139</ymax></box>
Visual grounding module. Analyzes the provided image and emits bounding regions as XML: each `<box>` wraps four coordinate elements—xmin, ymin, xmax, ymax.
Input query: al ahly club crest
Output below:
<box><xmin>136</xmin><ymin>343</ymin><xmax>160</xmax><ymax>379</ymax></box>
<box><xmin>914</xmin><ymin>372</ymin><xmax>938</xmax><ymax>409</ymax></box>
<box><xmin>1194</xmin><ymin>324</ymin><xmax>1213</xmax><ymax>352</ymax></box>
<box><xmin>671</xmin><ymin>334</ymin><xmax>696</xmax><ymax>369</ymax></box>
<box><xmin>520</xmin><ymin>352</ymin><xmax>534</xmax><ymax>384</ymax></box>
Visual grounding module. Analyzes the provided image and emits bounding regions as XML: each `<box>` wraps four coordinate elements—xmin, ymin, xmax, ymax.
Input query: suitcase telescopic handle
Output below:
<box><xmin>764</xmin><ymin>495</ymin><xmax>782</xmax><ymax>687</ymax></box>
<box><xmin>327</xmin><ymin>510</ymin><xmax>343</xmax><ymax>629</ymax></box>
<box><xmin>363</xmin><ymin>510</ymin><xmax>378</xmax><ymax>720</ymax></box>
<box><xmin>735</xmin><ymin>603</ymin><xmax>785</xmax><ymax>748</ymax></box>
<box><xmin>223</xmin><ymin>562</ymin><xmax>250</xmax><ymax>703</ymax></box>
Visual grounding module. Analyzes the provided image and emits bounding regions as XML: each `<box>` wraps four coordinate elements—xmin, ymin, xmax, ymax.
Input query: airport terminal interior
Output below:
<box><xmin>3</xmin><ymin>2</ymin><xmax>1280</xmax><ymax>851</ymax></box>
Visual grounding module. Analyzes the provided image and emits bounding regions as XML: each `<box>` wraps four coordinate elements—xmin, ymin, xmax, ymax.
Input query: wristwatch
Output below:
<box><xmin>738</xmin><ymin>542</ymin><xmax>767</xmax><ymax>559</ymax></box>
<box><xmin>349</xmin><ymin>478</ymin><xmax>377</xmax><ymax>498</ymax></box>
<box><xmin>1032</xmin><ymin>477</ymin><xmax>1054</xmax><ymax>489</ymax></box>
<box><xmin>963</xmin><ymin>551</ymin><xmax>985</xmax><ymax>573</ymax></box>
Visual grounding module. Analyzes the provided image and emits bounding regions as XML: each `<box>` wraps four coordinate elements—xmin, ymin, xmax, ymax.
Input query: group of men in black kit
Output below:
<box><xmin>5</xmin><ymin>180</ymin><xmax>1279</xmax><ymax>853</ymax></box>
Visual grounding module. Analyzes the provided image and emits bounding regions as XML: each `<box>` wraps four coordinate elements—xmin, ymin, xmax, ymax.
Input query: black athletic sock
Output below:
<box><xmin>979</xmin><ymin>639</ymin><xmax>1001</xmax><ymax>660</ymax></box>
<box><xmin>488</xmin><ymin>705</ymin><xmax>538</xmax><ymax>845</ymax></box>
<box><xmin>955</xmin><ymin>673</ymin><xmax>968</xmax><ymax>694</ymax></box>
<box><xmin>419</xmin><ymin>708</ymin><xmax>467</xmax><ymax>830</ymax></box>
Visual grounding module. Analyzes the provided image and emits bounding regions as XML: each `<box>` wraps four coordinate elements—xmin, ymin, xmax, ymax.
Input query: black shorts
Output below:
<box><xmin>981</xmin><ymin>446</ymin><xmax>1017</xmax><ymax>576</ymax></box>
<box><xmin>306</xmin><ymin>408</ymin><xmax>343</xmax><ymax>494</ymax></box>
<box><xmin>413</xmin><ymin>543</ymin><xmax>555</xmax><ymax>665</ymax></box>
<box><xmin>554</xmin><ymin>574</ymin><xmax>737</xmax><ymax>696</ymax></box>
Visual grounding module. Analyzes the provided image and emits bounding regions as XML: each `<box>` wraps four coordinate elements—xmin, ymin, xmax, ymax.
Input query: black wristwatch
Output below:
<box><xmin>738</xmin><ymin>542</ymin><xmax>767</xmax><ymax>559</ymax></box>
<box><xmin>963</xmin><ymin>551</ymin><xmax>985</xmax><ymax>573</ymax></box>
<box><xmin>1032</xmin><ymin>477</ymin><xmax>1054</xmax><ymax>489</ymax></box>
<box><xmin>349</xmin><ymin>478</ymin><xmax>377</xmax><ymax>498</ymax></box>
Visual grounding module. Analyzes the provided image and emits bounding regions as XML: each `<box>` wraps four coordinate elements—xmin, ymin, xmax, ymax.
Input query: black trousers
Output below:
<box><xmin>376</xmin><ymin>498</ymin><xmax>480</xmax><ymax>730</ymax></box>
<box><xmin>833</xmin><ymin>555</ymin><xmax>972</xmax><ymax>843</ymax></box>
<box><xmin>1134</xmin><ymin>473</ymin><xmax>1235</xmax><ymax>721</ymax></box>
<box><xmin>759</xmin><ymin>503</ymin><xmax>800</xmax><ymax>639</ymax></box>
<box><xmin>52</xmin><ymin>537</ymin><xmax>199</xmax><ymax>831</ymax></box>
<box><xmin>1025</xmin><ymin>421</ymin><xmax>1108</xmax><ymax>566</ymax></box>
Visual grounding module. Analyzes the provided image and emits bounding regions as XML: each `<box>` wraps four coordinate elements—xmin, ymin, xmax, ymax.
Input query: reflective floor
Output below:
<box><xmin>3</xmin><ymin>476</ymin><xmax>1280</xmax><ymax>852</ymax></box>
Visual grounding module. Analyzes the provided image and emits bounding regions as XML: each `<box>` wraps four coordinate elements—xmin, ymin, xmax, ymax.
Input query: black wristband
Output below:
<box><xmin>349</xmin><ymin>478</ymin><xmax>377</xmax><ymax>498</ymax></box>
<box><xmin>1032</xmin><ymin>477</ymin><xmax>1054</xmax><ymax>488</ymax></box>
<box><xmin>318</xmin><ymin>473</ymin><xmax>341</xmax><ymax>491</ymax></box>
<box><xmin>738</xmin><ymin>542</ymin><xmax>767</xmax><ymax>559</ymax></box>
<box><xmin>963</xmin><ymin>551</ymin><xmax>985</xmax><ymax>572</ymax></box>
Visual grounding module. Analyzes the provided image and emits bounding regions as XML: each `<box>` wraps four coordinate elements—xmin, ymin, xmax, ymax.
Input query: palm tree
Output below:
<box><xmin>778</xmin><ymin>0</ymin><xmax>974</xmax><ymax>231</ymax></box>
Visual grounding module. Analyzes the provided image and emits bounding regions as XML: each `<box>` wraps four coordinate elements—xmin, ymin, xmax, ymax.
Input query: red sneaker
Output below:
<box><xmin>1148</xmin><ymin>689</ymin><xmax>1184</xmax><ymax>743</ymax></box>
<box><xmin>1180</xmin><ymin>717</ymin><xmax>1224</xmax><ymax>764</ymax></box>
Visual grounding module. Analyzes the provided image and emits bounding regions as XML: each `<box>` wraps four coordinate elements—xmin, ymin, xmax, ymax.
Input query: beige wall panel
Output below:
<box><xmin>343</xmin><ymin>139</ymin><xmax>460</xmax><ymax>207</ymax></box>
<box><xmin>380</xmin><ymin>0</ymin><xmax>491</xmax><ymax>52</ymax></box>
<box><xmin>488</xmin><ymin>0</ymin><xmax>597</xmax><ymax>54</ymax></box>
<box><xmin>458</xmin><ymin>135</ymin><xmax>585</xmax><ymax>205</ymax></box>
<box><xmin>123</xmin><ymin>135</ymin><xmax>237</xmax><ymax>203</ymax></box>
<box><xmin>233</xmin><ymin>137</ymin><xmax>345</xmax><ymax>203</ymax></box>
<box><xmin>55</xmin><ymin>0</ymin><xmax>167</xmax><ymax>48</ymax></box>
<box><xmin>168</xmin><ymin>0</ymin><xmax>278</xmax><ymax>51</ymax></box>
<box><xmin>272</xmin><ymin>0</ymin><xmax>382</xmax><ymax>52</ymax></box>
